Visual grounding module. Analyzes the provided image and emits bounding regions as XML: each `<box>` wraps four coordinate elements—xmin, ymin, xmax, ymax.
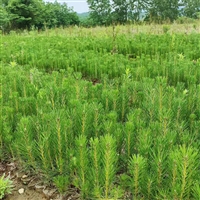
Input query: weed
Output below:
<box><xmin>0</xmin><ymin>174</ymin><xmax>13</xmax><ymax>199</ymax></box>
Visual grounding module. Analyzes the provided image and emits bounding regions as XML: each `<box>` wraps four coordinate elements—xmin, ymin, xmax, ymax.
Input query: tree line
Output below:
<box><xmin>0</xmin><ymin>0</ymin><xmax>79</xmax><ymax>32</ymax></box>
<box><xmin>87</xmin><ymin>0</ymin><xmax>200</xmax><ymax>25</ymax></box>
<box><xmin>0</xmin><ymin>0</ymin><xmax>200</xmax><ymax>32</ymax></box>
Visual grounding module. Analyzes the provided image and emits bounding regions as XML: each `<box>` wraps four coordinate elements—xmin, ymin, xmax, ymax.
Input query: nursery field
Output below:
<box><xmin>1</xmin><ymin>24</ymin><xmax>200</xmax><ymax>199</ymax></box>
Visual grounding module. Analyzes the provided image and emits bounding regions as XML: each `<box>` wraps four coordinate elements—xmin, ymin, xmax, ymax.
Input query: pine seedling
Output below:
<box><xmin>114</xmin><ymin>125</ymin><xmax>124</xmax><ymax>157</ymax></box>
<box><xmin>36</xmin><ymin>132</ymin><xmax>51</xmax><ymax>175</ymax></box>
<box><xmin>54</xmin><ymin>111</ymin><xmax>72</xmax><ymax>175</ymax></box>
<box><xmin>121</xmin><ymin>95</ymin><xmax>126</xmax><ymax>122</ymax></box>
<box><xmin>142</xmin><ymin>83</ymin><xmax>156</xmax><ymax>122</ymax></box>
<box><xmin>169</xmin><ymin>154</ymin><xmax>179</xmax><ymax>199</ymax></box>
<box><xmin>63</xmin><ymin>118</ymin><xmax>74</xmax><ymax>152</ymax></box>
<box><xmin>125</xmin><ymin>121</ymin><xmax>135</xmax><ymax>158</ymax></box>
<box><xmin>111</xmin><ymin>89</ymin><xmax>118</xmax><ymax>111</ymax></box>
<box><xmin>189</xmin><ymin>113</ymin><xmax>197</xmax><ymax>133</ymax></box>
<box><xmin>150</xmin><ymin>147</ymin><xmax>168</xmax><ymax>193</ymax></box>
<box><xmin>146</xmin><ymin>176</ymin><xmax>153</xmax><ymax>199</ymax></box>
<box><xmin>75</xmin><ymin>79</ymin><xmax>80</xmax><ymax>100</ymax></box>
<box><xmin>128</xmin><ymin>154</ymin><xmax>146</xmax><ymax>200</ymax></box>
<box><xmin>79</xmin><ymin>103</ymin><xmax>93</xmax><ymax>138</ymax></box>
<box><xmin>0</xmin><ymin>108</ymin><xmax>15</xmax><ymax>158</ymax></box>
<box><xmin>69</xmin><ymin>99</ymin><xmax>82</xmax><ymax>137</ymax></box>
<box><xmin>102</xmin><ymin>89</ymin><xmax>110</xmax><ymax>112</ymax></box>
<box><xmin>104</xmin><ymin>111</ymin><xmax>118</xmax><ymax>135</ymax></box>
<box><xmin>101</xmin><ymin>134</ymin><xmax>117</xmax><ymax>199</ymax></box>
<box><xmin>137</xmin><ymin>128</ymin><xmax>152</xmax><ymax>158</ymax></box>
<box><xmin>53</xmin><ymin>175</ymin><xmax>69</xmax><ymax>195</ymax></box>
<box><xmin>119</xmin><ymin>85</ymin><xmax>128</xmax><ymax>122</ymax></box>
<box><xmin>81</xmin><ymin>104</ymin><xmax>87</xmax><ymax>136</ymax></box>
<box><xmin>109</xmin><ymin>186</ymin><xmax>124</xmax><ymax>200</ymax></box>
<box><xmin>12</xmin><ymin>92</ymin><xmax>19</xmax><ymax>113</ymax></box>
<box><xmin>75</xmin><ymin>135</ymin><xmax>90</xmax><ymax>199</ymax></box>
<box><xmin>166</xmin><ymin>85</ymin><xmax>176</xmax><ymax>111</ymax></box>
<box><xmin>192</xmin><ymin>181</ymin><xmax>200</xmax><ymax>200</ymax></box>
<box><xmin>15</xmin><ymin>117</ymin><xmax>36</xmax><ymax>169</ymax></box>
<box><xmin>92</xmin><ymin>103</ymin><xmax>102</xmax><ymax>137</ymax></box>
<box><xmin>90</xmin><ymin>137</ymin><xmax>102</xmax><ymax>198</ymax></box>
<box><xmin>155</xmin><ymin>77</ymin><xmax>167</xmax><ymax>122</ymax></box>
<box><xmin>56</xmin><ymin>118</ymin><xmax>64</xmax><ymax>174</ymax></box>
<box><xmin>169</xmin><ymin>145</ymin><xmax>199</xmax><ymax>199</ymax></box>
<box><xmin>35</xmin><ymin>113</ymin><xmax>56</xmax><ymax>173</ymax></box>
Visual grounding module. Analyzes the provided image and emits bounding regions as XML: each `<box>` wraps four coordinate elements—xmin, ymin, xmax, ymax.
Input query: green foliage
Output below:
<box><xmin>101</xmin><ymin>134</ymin><xmax>118</xmax><ymax>199</ymax></box>
<box><xmin>74</xmin><ymin>135</ymin><xmax>89</xmax><ymax>198</ymax></box>
<box><xmin>87</xmin><ymin>0</ymin><xmax>112</xmax><ymax>25</ymax></box>
<box><xmin>128</xmin><ymin>154</ymin><xmax>146</xmax><ymax>199</ymax></box>
<box><xmin>87</xmin><ymin>0</ymin><xmax>200</xmax><ymax>25</ymax></box>
<box><xmin>112</xmin><ymin>0</ymin><xmax>128</xmax><ymax>23</ymax></box>
<box><xmin>1</xmin><ymin>27</ymin><xmax>200</xmax><ymax>199</ymax></box>
<box><xmin>179</xmin><ymin>0</ymin><xmax>200</xmax><ymax>19</ymax></box>
<box><xmin>0</xmin><ymin>4</ymin><xmax>10</xmax><ymax>31</ymax></box>
<box><xmin>127</xmin><ymin>0</ymin><xmax>147</xmax><ymax>21</ymax></box>
<box><xmin>175</xmin><ymin>16</ymin><xmax>197</xmax><ymax>24</ymax></box>
<box><xmin>0</xmin><ymin>0</ymin><xmax>79</xmax><ymax>31</ymax></box>
<box><xmin>90</xmin><ymin>137</ymin><xmax>102</xmax><ymax>198</ymax></box>
<box><xmin>147</xmin><ymin>0</ymin><xmax>179</xmax><ymax>22</ymax></box>
<box><xmin>169</xmin><ymin>145</ymin><xmax>199</xmax><ymax>199</ymax></box>
<box><xmin>1</xmin><ymin>0</ymin><xmax>200</xmax><ymax>30</ymax></box>
<box><xmin>87</xmin><ymin>0</ymin><xmax>146</xmax><ymax>25</ymax></box>
<box><xmin>0</xmin><ymin>174</ymin><xmax>13</xmax><ymax>199</ymax></box>
<box><xmin>43</xmin><ymin>2</ymin><xmax>79</xmax><ymax>29</ymax></box>
<box><xmin>53</xmin><ymin>175</ymin><xmax>69</xmax><ymax>194</ymax></box>
<box><xmin>6</xmin><ymin>0</ymin><xmax>44</xmax><ymax>30</ymax></box>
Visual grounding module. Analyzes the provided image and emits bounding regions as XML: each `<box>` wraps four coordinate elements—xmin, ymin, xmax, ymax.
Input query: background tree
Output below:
<box><xmin>112</xmin><ymin>0</ymin><xmax>128</xmax><ymax>24</ymax></box>
<box><xmin>146</xmin><ymin>0</ymin><xmax>179</xmax><ymax>22</ymax></box>
<box><xmin>43</xmin><ymin>2</ymin><xmax>79</xmax><ymax>28</ymax></box>
<box><xmin>1</xmin><ymin>0</ymin><xmax>200</xmax><ymax>31</ymax></box>
<box><xmin>6</xmin><ymin>0</ymin><xmax>44</xmax><ymax>30</ymax></box>
<box><xmin>179</xmin><ymin>0</ymin><xmax>200</xmax><ymax>18</ymax></box>
<box><xmin>87</xmin><ymin>0</ymin><xmax>112</xmax><ymax>25</ymax></box>
<box><xmin>127</xmin><ymin>0</ymin><xmax>150</xmax><ymax>21</ymax></box>
<box><xmin>0</xmin><ymin>0</ymin><xmax>79</xmax><ymax>31</ymax></box>
<box><xmin>87</xmin><ymin>0</ymin><xmax>150</xmax><ymax>25</ymax></box>
<box><xmin>0</xmin><ymin>1</ymin><xmax>10</xmax><ymax>31</ymax></box>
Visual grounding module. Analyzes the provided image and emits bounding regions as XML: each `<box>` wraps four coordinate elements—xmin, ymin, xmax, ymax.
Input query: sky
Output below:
<box><xmin>45</xmin><ymin>0</ymin><xmax>89</xmax><ymax>13</ymax></box>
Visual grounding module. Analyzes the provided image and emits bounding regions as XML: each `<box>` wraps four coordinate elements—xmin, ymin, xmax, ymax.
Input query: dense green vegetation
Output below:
<box><xmin>87</xmin><ymin>0</ymin><xmax>200</xmax><ymax>25</ymax></box>
<box><xmin>0</xmin><ymin>0</ymin><xmax>79</xmax><ymax>32</ymax></box>
<box><xmin>1</xmin><ymin>25</ymin><xmax>200</xmax><ymax>199</ymax></box>
<box><xmin>1</xmin><ymin>0</ymin><xmax>200</xmax><ymax>32</ymax></box>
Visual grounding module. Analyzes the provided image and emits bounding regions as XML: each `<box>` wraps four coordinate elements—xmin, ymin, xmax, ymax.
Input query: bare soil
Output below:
<box><xmin>0</xmin><ymin>162</ymin><xmax>56</xmax><ymax>200</ymax></box>
<box><xmin>6</xmin><ymin>187</ymin><xmax>46</xmax><ymax>200</ymax></box>
<box><xmin>0</xmin><ymin>161</ymin><xmax>81</xmax><ymax>200</ymax></box>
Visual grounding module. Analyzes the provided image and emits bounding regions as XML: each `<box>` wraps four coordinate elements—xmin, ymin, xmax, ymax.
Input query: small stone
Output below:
<box><xmin>42</xmin><ymin>188</ymin><xmax>57</xmax><ymax>198</ymax></box>
<box><xmin>35</xmin><ymin>184</ymin><xmax>45</xmax><ymax>190</ymax></box>
<box><xmin>18</xmin><ymin>188</ymin><xmax>25</xmax><ymax>194</ymax></box>
<box><xmin>22</xmin><ymin>174</ymin><xmax>28</xmax><ymax>179</ymax></box>
<box><xmin>22</xmin><ymin>177</ymin><xmax>32</xmax><ymax>184</ymax></box>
